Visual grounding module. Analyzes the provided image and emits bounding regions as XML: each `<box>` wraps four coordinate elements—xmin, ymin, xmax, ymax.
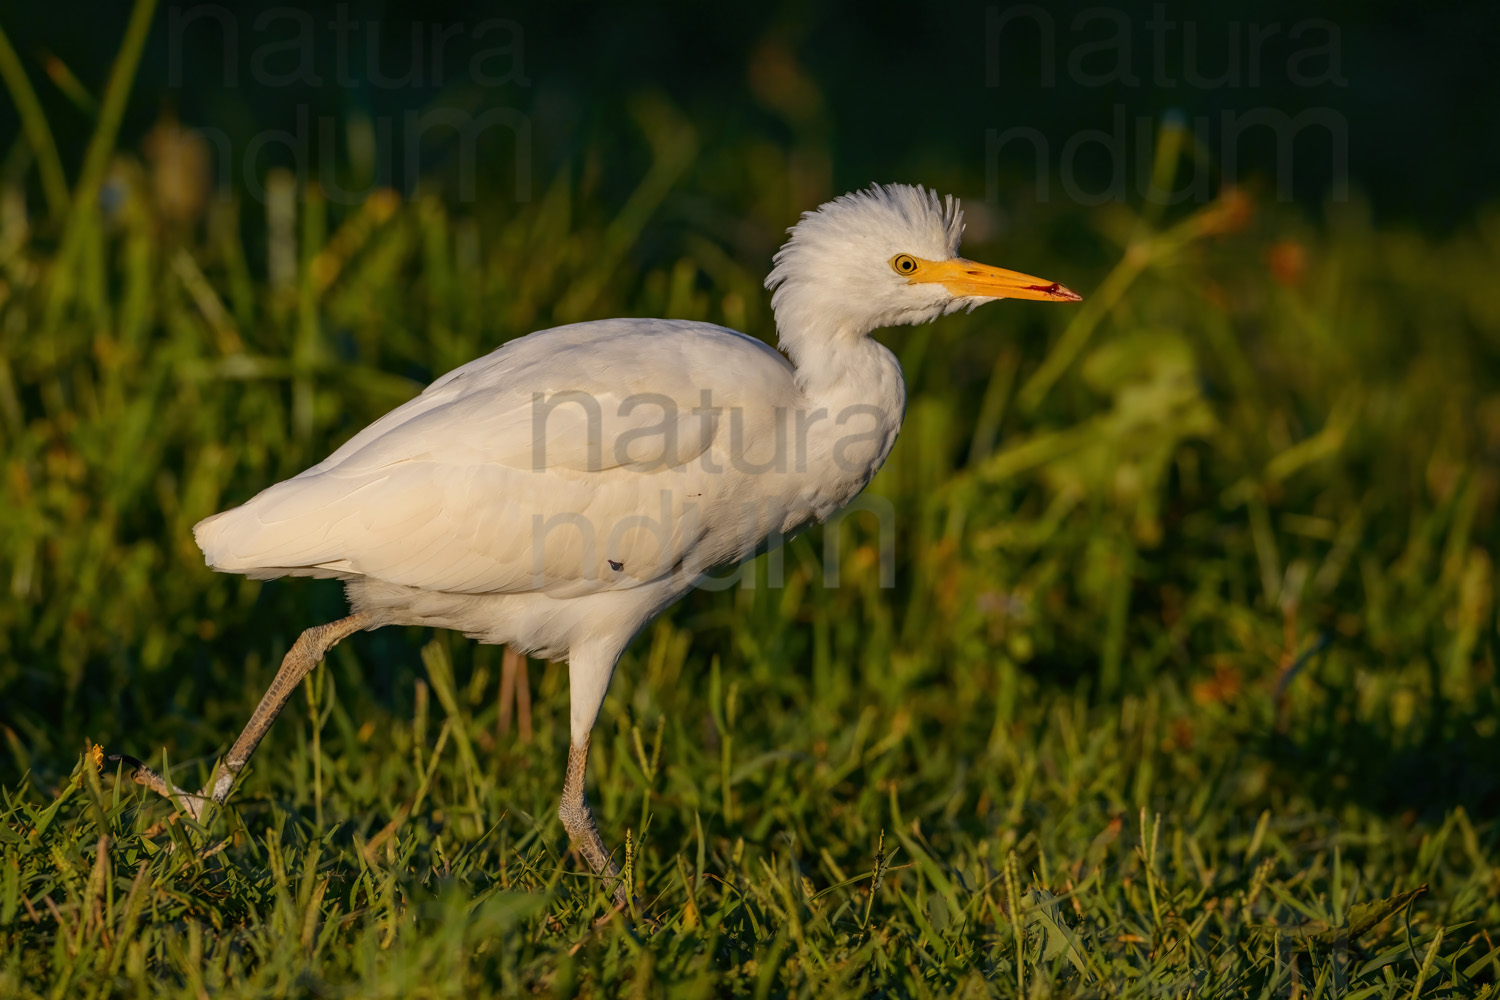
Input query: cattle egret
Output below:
<box><xmin>110</xmin><ymin>184</ymin><xmax>1080</xmax><ymax>905</ymax></box>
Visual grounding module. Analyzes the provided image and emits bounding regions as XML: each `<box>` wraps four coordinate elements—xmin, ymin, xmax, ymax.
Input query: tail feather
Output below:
<box><xmin>193</xmin><ymin>474</ymin><xmax>374</xmax><ymax>579</ymax></box>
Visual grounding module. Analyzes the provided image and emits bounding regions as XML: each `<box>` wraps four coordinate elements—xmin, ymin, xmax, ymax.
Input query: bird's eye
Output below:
<box><xmin>890</xmin><ymin>254</ymin><xmax>919</xmax><ymax>276</ymax></box>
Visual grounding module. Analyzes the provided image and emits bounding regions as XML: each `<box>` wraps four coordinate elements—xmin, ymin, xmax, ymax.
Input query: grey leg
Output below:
<box><xmin>111</xmin><ymin>613</ymin><xmax>370</xmax><ymax>821</ymax></box>
<box><xmin>558</xmin><ymin>735</ymin><xmax>628</xmax><ymax>906</ymax></box>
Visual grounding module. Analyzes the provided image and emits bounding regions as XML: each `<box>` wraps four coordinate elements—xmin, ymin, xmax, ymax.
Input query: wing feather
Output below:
<box><xmin>196</xmin><ymin>318</ymin><xmax>797</xmax><ymax>595</ymax></box>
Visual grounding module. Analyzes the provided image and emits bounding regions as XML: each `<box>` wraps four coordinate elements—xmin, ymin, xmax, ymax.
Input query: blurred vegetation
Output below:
<box><xmin>2</xmin><ymin>3</ymin><xmax>1499</xmax><ymax>996</ymax></box>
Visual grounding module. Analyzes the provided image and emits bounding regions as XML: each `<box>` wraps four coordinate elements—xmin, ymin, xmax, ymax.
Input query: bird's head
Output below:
<box><xmin>765</xmin><ymin>184</ymin><xmax>1080</xmax><ymax>357</ymax></box>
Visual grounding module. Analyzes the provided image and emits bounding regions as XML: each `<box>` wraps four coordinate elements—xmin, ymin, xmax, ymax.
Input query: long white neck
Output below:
<box><xmin>773</xmin><ymin>280</ymin><xmax>894</xmax><ymax>391</ymax></box>
<box><xmin>784</xmin><ymin>322</ymin><xmax>902</xmax><ymax>407</ymax></box>
<box><xmin>775</xmin><ymin>305</ymin><xmax>908</xmax><ymax>499</ymax></box>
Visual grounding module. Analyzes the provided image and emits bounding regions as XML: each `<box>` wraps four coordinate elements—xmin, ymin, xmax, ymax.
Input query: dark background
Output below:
<box><xmin>2</xmin><ymin>0</ymin><xmax>1496</xmax><ymax>231</ymax></box>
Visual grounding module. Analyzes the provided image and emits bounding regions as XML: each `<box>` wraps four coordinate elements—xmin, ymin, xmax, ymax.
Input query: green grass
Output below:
<box><xmin>2</xmin><ymin>15</ymin><xmax>1500</xmax><ymax>996</ymax></box>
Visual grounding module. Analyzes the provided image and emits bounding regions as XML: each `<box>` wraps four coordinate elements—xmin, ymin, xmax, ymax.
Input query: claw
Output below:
<box><xmin>106</xmin><ymin>752</ymin><xmax>149</xmax><ymax>774</ymax></box>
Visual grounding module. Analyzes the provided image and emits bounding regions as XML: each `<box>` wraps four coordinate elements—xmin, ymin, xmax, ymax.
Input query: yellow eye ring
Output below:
<box><xmin>890</xmin><ymin>254</ymin><xmax>919</xmax><ymax>276</ymax></box>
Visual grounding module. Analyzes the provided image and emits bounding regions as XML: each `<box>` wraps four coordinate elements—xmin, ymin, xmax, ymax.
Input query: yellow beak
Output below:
<box><xmin>909</xmin><ymin>257</ymin><xmax>1082</xmax><ymax>302</ymax></box>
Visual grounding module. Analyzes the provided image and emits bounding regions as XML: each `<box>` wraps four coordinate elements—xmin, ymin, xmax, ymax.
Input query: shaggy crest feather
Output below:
<box><xmin>765</xmin><ymin>183</ymin><xmax>965</xmax><ymax>295</ymax></box>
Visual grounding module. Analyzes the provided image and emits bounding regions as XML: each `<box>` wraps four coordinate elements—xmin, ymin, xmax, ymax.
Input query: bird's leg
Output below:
<box><xmin>514</xmin><ymin>654</ymin><xmax>533</xmax><ymax>743</ymax></box>
<box><xmin>558</xmin><ymin>734</ymin><xmax>628</xmax><ymax>907</ymax></box>
<box><xmin>110</xmin><ymin>613</ymin><xmax>370</xmax><ymax>821</ymax></box>
<box><xmin>497</xmin><ymin>647</ymin><xmax>533</xmax><ymax>743</ymax></box>
<box><xmin>497</xmin><ymin>648</ymin><xmax>517</xmax><ymax>737</ymax></box>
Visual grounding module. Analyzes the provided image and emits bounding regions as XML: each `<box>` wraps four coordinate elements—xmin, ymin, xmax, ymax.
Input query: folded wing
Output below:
<box><xmin>195</xmin><ymin>319</ymin><xmax>796</xmax><ymax>596</ymax></box>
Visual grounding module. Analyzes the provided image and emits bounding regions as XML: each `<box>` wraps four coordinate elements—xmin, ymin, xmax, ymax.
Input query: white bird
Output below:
<box><xmin>111</xmin><ymin>184</ymin><xmax>1080</xmax><ymax>904</ymax></box>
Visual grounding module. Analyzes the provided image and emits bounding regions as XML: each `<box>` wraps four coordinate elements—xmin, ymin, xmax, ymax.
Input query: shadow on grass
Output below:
<box><xmin>1265</xmin><ymin>651</ymin><xmax>1500</xmax><ymax>821</ymax></box>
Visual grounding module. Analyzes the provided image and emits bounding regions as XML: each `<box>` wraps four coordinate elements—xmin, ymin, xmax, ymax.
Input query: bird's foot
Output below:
<box><xmin>561</xmin><ymin>824</ymin><xmax>633</xmax><ymax>909</ymax></box>
<box><xmin>605</xmin><ymin>873</ymin><xmax>633</xmax><ymax>912</ymax></box>
<box><xmin>106</xmin><ymin>753</ymin><xmax>230</xmax><ymax>823</ymax></box>
<box><xmin>580</xmin><ymin>868</ymin><xmax>654</xmax><ymax>928</ymax></box>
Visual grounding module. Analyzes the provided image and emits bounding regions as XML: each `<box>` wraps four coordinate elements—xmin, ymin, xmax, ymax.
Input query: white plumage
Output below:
<box><xmin>115</xmin><ymin>183</ymin><xmax>1080</xmax><ymax>905</ymax></box>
